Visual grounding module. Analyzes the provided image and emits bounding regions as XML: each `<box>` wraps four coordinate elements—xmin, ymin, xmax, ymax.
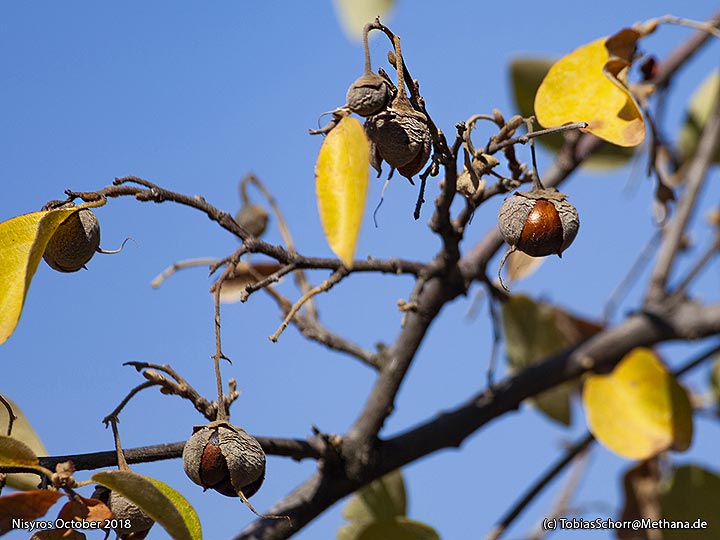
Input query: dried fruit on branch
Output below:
<box><xmin>498</xmin><ymin>187</ymin><xmax>579</xmax><ymax>257</ymax></box>
<box><xmin>182</xmin><ymin>422</ymin><xmax>266</xmax><ymax>498</ymax></box>
<box><xmin>42</xmin><ymin>204</ymin><xmax>101</xmax><ymax>272</ymax></box>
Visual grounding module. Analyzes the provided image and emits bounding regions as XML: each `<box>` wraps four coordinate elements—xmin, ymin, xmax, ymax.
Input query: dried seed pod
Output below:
<box><xmin>235</xmin><ymin>203</ymin><xmax>269</xmax><ymax>238</ymax></box>
<box><xmin>365</xmin><ymin>98</ymin><xmax>431</xmax><ymax>180</ymax></box>
<box><xmin>91</xmin><ymin>485</ymin><xmax>154</xmax><ymax>535</ymax></box>
<box><xmin>346</xmin><ymin>72</ymin><xmax>389</xmax><ymax>117</ymax></box>
<box><xmin>498</xmin><ymin>187</ymin><xmax>579</xmax><ymax>257</ymax></box>
<box><xmin>182</xmin><ymin>422</ymin><xmax>266</xmax><ymax>498</ymax></box>
<box><xmin>43</xmin><ymin>205</ymin><xmax>101</xmax><ymax>272</ymax></box>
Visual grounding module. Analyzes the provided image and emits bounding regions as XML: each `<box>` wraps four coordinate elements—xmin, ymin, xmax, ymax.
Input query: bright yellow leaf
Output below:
<box><xmin>315</xmin><ymin>116</ymin><xmax>370</xmax><ymax>268</ymax></box>
<box><xmin>535</xmin><ymin>29</ymin><xmax>646</xmax><ymax>147</ymax></box>
<box><xmin>0</xmin><ymin>208</ymin><xmax>79</xmax><ymax>345</ymax></box>
<box><xmin>583</xmin><ymin>348</ymin><xmax>693</xmax><ymax>460</ymax></box>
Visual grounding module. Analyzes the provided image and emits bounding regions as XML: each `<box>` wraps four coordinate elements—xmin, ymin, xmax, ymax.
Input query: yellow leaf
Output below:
<box><xmin>332</xmin><ymin>0</ymin><xmax>394</xmax><ymax>41</ymax></box>
<box><xmin>535</xmin><ymin>29</ymin><xmax>646</xmax><ymax>147</ymax></box>
<box><xmin>583</xmin><ymin>348</ymin><xmax>693</xmax><ymax>460</ymax></box>
<box><xmin>315</xmin><ymin>116</ymin><xmax>370</xmax><ymax>268</ymax></box>
<box><xmin>92</xmin><ymin>470</ymin><xmax>201</xmax><ymax>540</ymax></box>
<box><xmin>0</xmin><ymin>208</ymin><xmax>79</xmax><ymax>344</ymax></box>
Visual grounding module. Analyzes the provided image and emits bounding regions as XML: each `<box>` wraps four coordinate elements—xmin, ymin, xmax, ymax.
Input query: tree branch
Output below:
<box><xmin>236</xmin><ymin>301</ymin><xmax>720</xmax><ymax>539</ymax></box>
<box><xmin>646</xmin><ymin>88</ymin><xmax>720</xmax><ymax>304</ymax></box>
<box><xmin>37</xmin><ymin>435</ymin><xmax>324</xmax><ymax>473</ymax></box>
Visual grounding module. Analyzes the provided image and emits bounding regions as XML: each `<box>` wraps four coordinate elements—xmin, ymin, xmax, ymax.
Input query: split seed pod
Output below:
<box><xmin>365</xmin><ymin>100</ymin><xmax>431</xmax><ymax>180</ymax></box>
<box><xmin>42</xmin><ymin>203</ymin><xmax>101</xmax><ymax>272</ymax></box>
<box><xmin>91</xmin><ymin>485</ymin><xmax>154</xmax><ymax>536</ymax></box>
<box><xmin>498</xmin><ymin>187</ymin><xmax>579</xmax><ymax>257</ymax></box>
<box><xmin>346</xmin><ymin>72</ymin><xmax>389</xmax><ymax>117</ymax></box>
<box><xmin>183</xmin><ymin>422</ymin><xmax>266</xmax><ymax>498</ymax></box>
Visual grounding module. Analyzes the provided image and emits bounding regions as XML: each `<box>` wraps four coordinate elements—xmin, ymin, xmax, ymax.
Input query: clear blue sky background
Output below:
<box><xmin>1</xmin><ymin>2</ymin><xmax>719</xmax><ymax>539</ymax></box>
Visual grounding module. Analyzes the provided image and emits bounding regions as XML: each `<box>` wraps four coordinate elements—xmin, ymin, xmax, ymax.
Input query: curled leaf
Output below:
<box><xmin>315</xmin><ymin>116</ymin><xmax>370</xmax><ymax>268</ymax></box>
<box><xmin>534</xmin><ymin>29</ymin><xmax>646</xmax><ymax>147</ymax></box>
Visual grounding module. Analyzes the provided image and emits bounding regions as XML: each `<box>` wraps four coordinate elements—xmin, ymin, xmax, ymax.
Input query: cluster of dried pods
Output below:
<box><xmin>344</xmin><ymin>25</ymin><xmax>431</xmax><ymax>182</ymax></box>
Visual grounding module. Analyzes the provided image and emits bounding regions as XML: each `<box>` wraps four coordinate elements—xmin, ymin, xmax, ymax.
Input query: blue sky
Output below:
<box><xmin>1</xmin><ymin>1</ymin><xmax>719</xmax><ymax>539</ymax></box>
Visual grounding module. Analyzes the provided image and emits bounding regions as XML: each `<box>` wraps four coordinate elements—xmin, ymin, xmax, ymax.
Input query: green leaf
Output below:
<box><xmin>583</xmin><ymin>348</ymin><xmax>693</xmax><ymax>460</ymax></box>
<box><xmin>315</xmin><ymin>116</ymin><xmax>370</xmax><ymax>268</ymax></box>
<box><xmin>91</xmin><ymin>470</ymin><xmax>201</xmax><ymax>540</ymax></box>
<box><xmin>0</xmin><ymin>396</ymin><xmax>48</xmax><ymax>490</ymax></box>
<box><xmin>660</xmin><ymin>465</ymin><xmax>720</xmax><ymax>539</ymax></box>
<box><xmin>343</xmin><ymin>469</ymin><xmax>406</xmax><ymax>524</ymax></box>
<box><xmin>509</xmin><ymin>57</ymin><xmax>634</xmax><ymax>170</ymax></box>
<box><xmin>332</xmin><ymin>0</ymin><xmax>394</xmax><ymax>41</ymax></box>
<box><xmin>678</xmin><ymin>70</ymin><xmax>720</xmax><ymax>165</ymax></box>
<box><xmin>501</xmin><ymin>295</ymin><xmax>603</xmax><ymax>426</ymax></box>
<box><xmin>356</xmin><ymin>518</ymin><xmax>439</xmax><ymax>540</ymax></box>
<box><xmin>710</xmin><ymin>357</ymin><xmax>720</xmax><ymax>416</ymax></box>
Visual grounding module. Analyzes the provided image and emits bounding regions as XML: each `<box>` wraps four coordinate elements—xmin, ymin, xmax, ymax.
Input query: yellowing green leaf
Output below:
<box><xmin>343</xmin><ymin>469</ymin><xmax>406</xmax><ymax>525</ymax></box>
<box><xmin>678</xmin><ymin>70</ymin><xmax>720</xmax><ymax>165</ymax></box>
<box><xmin>315</xmin><ymin>116</ymin><xmax>370</xmax><ymax>268</ymax></box>
<box><xmin>510</xmin><ymin>57</ymin><xmax>634</xmax><ymax>170</ymax></box>
<box><xmin>583</xmin><ymin>348</ymin><xmax>693</xmax><ymax>460</ymax></box>
<box><xmin>534</xmin><ymin>29</ymin><xmax>646</xmax><ymax>147</ymax></box>
<box><xmin>0</xmin><ymin>434</ymin><xmax>40</xmax><ymax>467</ymax></box>
<box><xmin>660</xmin><ymin>465</ymin><xmax>720</xmax><ymax>539</ymax></box>
<box><xmin>501</xmin><ymin>295</ymin><xmax>603</xmax><ymax>426</ymax></box>
<box><xmin>332</xmin><ymin>0</ymin><xmax>394</xmax><ymax>41</ymax></box>
<box><xmin>356</xmin><ymin>518</ymin><xmax>439</xmax><ymax>540</ymax></box>
<box><xmin>92</xmin><ymin>470</ymin><xmax>201</xmax><ymax>540</ymax></box>
<box><xmin>0</xmin><ymin>396</ymin><xmax>48</xmax><ymax>490</ymax></box>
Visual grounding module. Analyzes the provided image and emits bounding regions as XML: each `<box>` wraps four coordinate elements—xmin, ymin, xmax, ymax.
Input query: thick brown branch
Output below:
<box><xmin>237</xmin><ymin>302</ymin><xmax>720</xmax><ymax>539</ymax></box>
<box><xmin>37</xmin><ymin>435</ymin><xmax>323</xmax><ymax>472</ymax></box>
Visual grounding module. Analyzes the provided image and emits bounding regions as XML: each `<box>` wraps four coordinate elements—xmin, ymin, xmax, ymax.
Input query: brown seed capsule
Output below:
<box><xmin>182</xmin><ymin>422</ymin><xmax>266</xmax><ymax>498</ymax></box>
<box><xmin>235</xmin><ymin>203</ymin><xmax>269</xmax><ymax>238</ymax></box>
<box><xmin>43</xmin><ymin>206</ymin><xmax>101</xmax><ymax>272</ymax></box>
<box><xmin>498</xmin><ymin>187</ymin><xmax>579</xmax><ymax>257</ymax></box>
<box><xmin>365</xmin><ymin>96</ymin><xmax>431</xmax><ymax>181</ymax></box>
<box><xmin>346</xmin><ymin>72</ymin><xmax>389</xmax><ymax>117</ymax></box>
<box><xmin>91</xmin><ymin>486</ymin><xmax>154</xmax><ymax>535</ymax></box>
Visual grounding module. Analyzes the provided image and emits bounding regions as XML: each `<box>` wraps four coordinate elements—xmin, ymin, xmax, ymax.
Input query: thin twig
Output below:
<box><xmin>103</xmin><ymin>381</ymin><xmax>156</xmax><ymax>424</ymax></box>
<box><xmin>488</xmin><ymin>122</ymin><xmax>589</xmax><ymax>155</ymax></box>
<box><xmin>213</xmin><ymin>266</ymin><xmax>232</xmax><ymax>422</ymax></box>
<box><xmin>107</xmin><ymin>417</ymin><xmax>130</xmax><ymax>472</ymax></box>
<box><xmin>487</xmin><ymin>433</ymin><xmax>595</xmax><ymax>540</ymax></box>
<box><xmin>0</xmin><ymin>395</ymin><xmax>16</xmax><ymax>437</ymax></box>
<box><xmin>150</xmin><ymin>258</ymin><xmax>220</xmax><ymax>288</ymax></box>
<box><xmin>269</xmin><ymin>269</ymin><xmax>348</xmax><ymax>342</ymax></box>
<box><xmin>669</xmin><ymin>233</ymin><xmax>720</xmax><ymax>300</ymax></box>
<box><xmin>646</xmin><ymin>62</ymin><xmax>720</xmax><ymax>303</ymax></box>
<box><xmin>603</xmin><ymin>231</ymin><xmax>661</xmax><ymax>323</ymax></box>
